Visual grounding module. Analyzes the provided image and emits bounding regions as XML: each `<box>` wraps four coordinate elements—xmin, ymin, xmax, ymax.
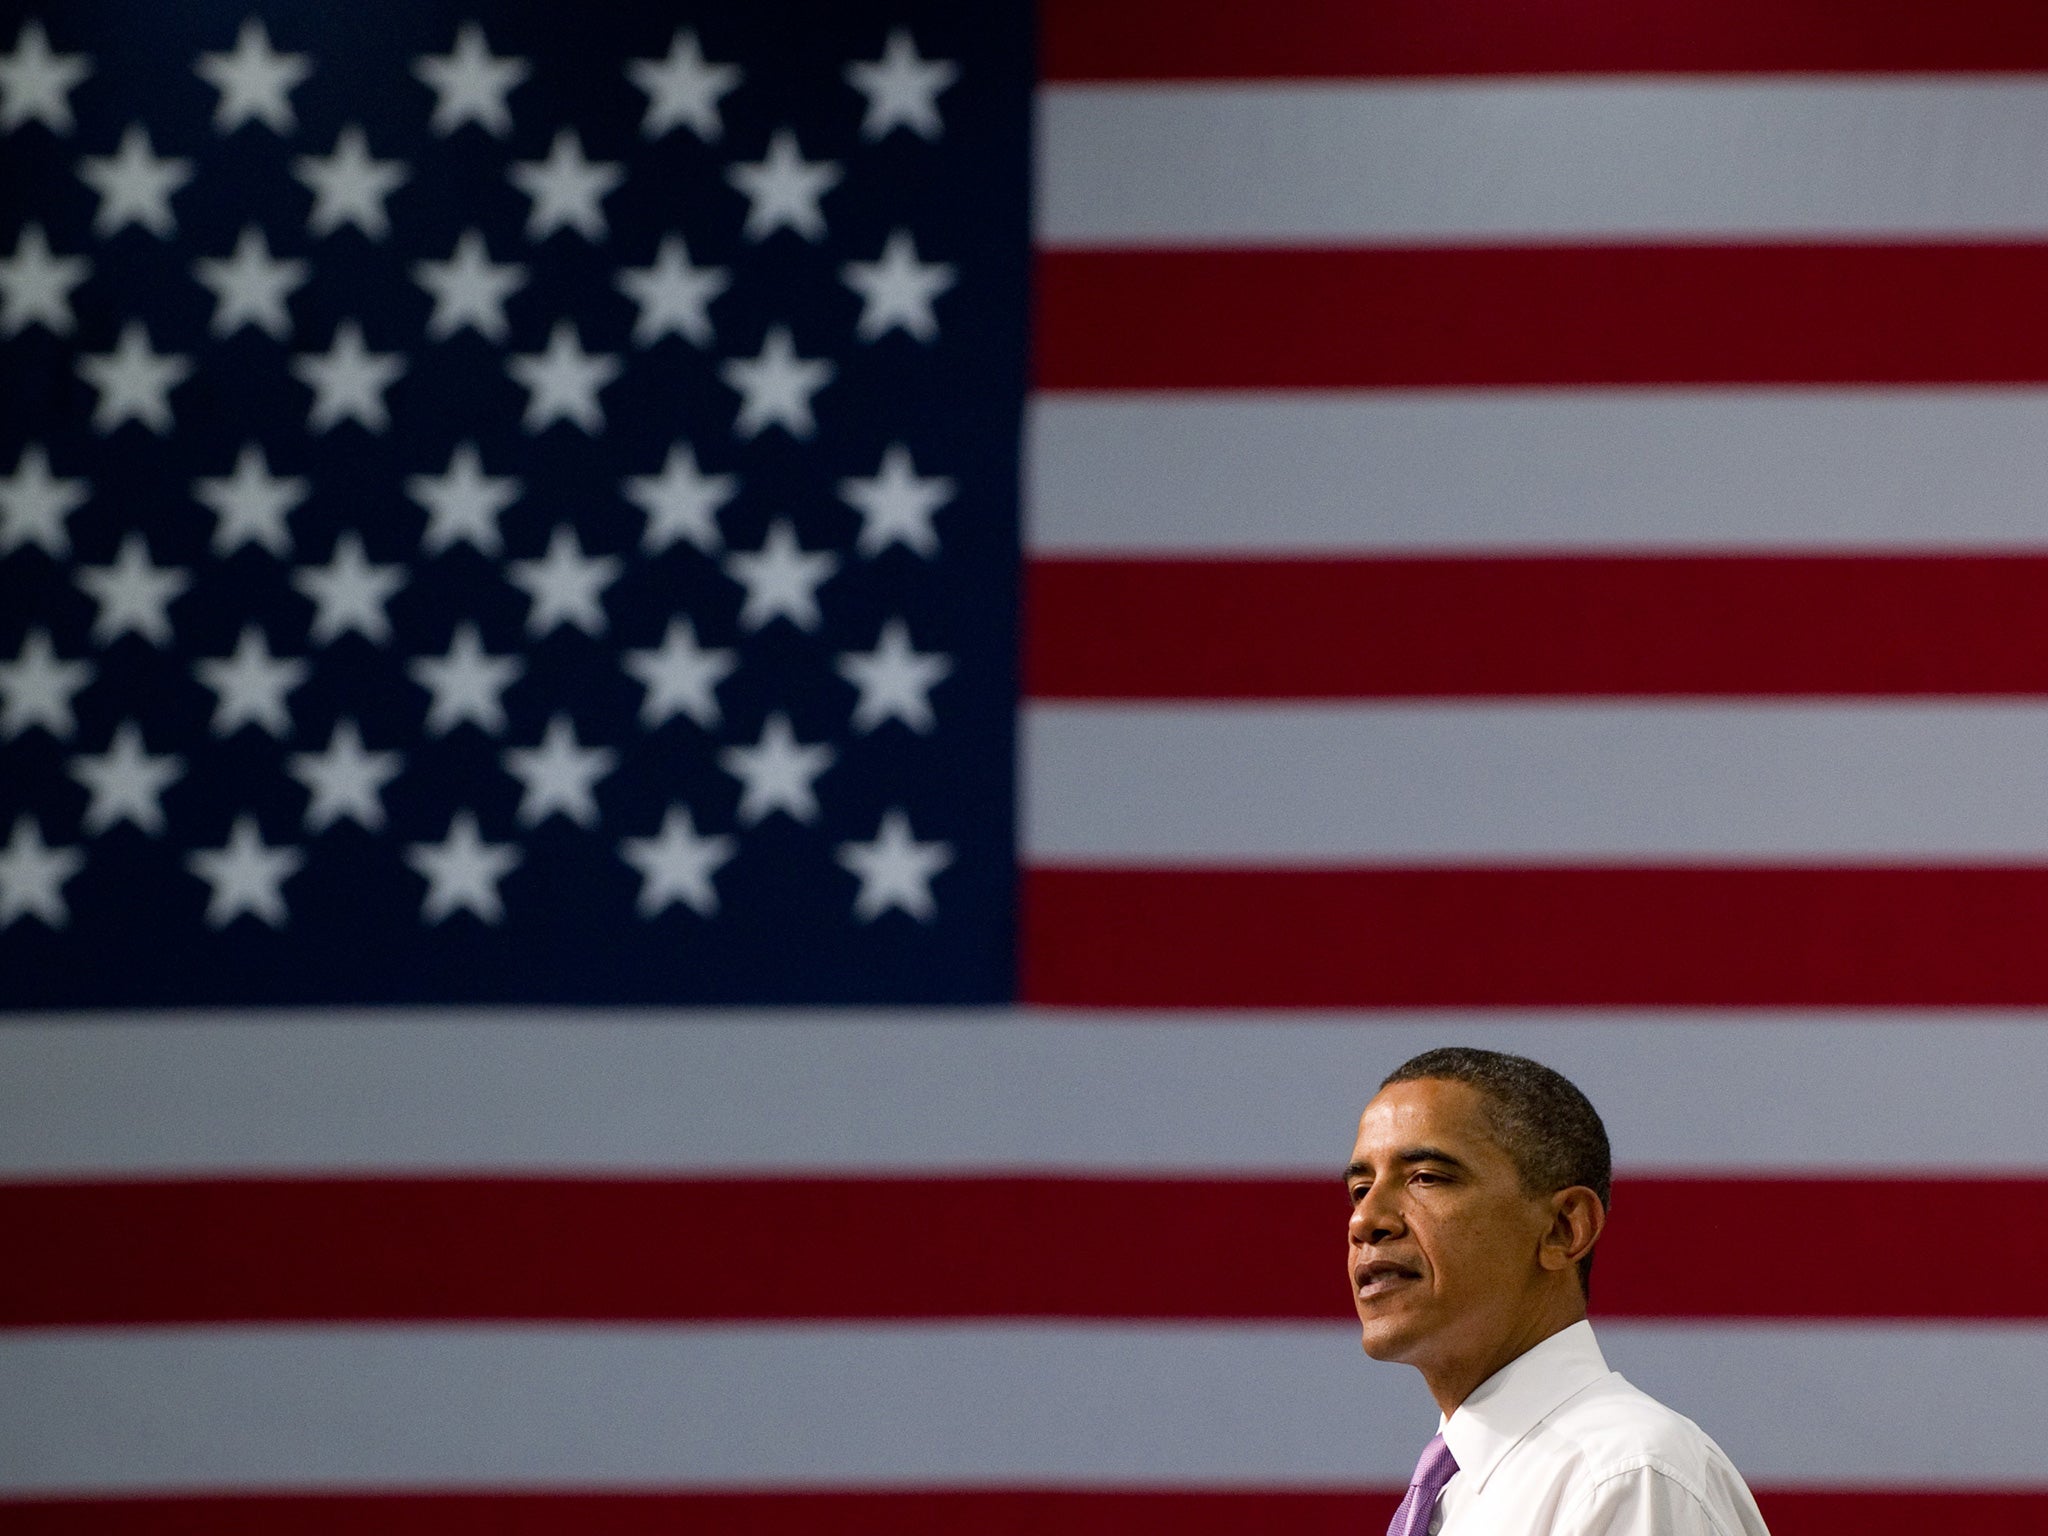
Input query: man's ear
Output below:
<box><xmin>1538</xmin><ymin>1186</ymin><xmax>1605</xmax><ymax>1275</ymax></box>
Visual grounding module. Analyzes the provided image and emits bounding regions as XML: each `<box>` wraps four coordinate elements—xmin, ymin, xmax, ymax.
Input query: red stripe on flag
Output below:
<box><xmin>1027</xmin><ymin>556</ymin><xmax>2048</xmax><ymax>699</ymax></box>
<box><xmin>8</xmin><ymin>1490</ymin><xmax>2048</xmax><ymax>1535</ymax></box>
<box><xmin>0</xmin><ymin>1176</ymin><xmax>1333</xmax><ymax>1326</ymax></box>
<box><xmin>1035</xmin><ymin>246</ymin><xmax>2048</xmax><ymax>391</ymax></box>
<box><xmin>1042</xmin><ymin>0</ymin><xmax>2048</xmax><ymax>79</ymax></box>
<box><xmin>5</xmin><ymin>1175</ymin><xmax>2045</xmax><ymax>1324</ymax></box>
<box><xmin>1023</xmin><ymin>865</ymin><xmax>2048</xmax><ymax>1006</ymax></box>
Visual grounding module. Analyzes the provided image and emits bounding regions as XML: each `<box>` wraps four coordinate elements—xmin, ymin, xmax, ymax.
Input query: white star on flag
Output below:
<box><xmin>186</xmin><ymin>815</ymin><xmax>303</xmax><ymax>927</ymax></box>
<box><xmin>293</xmin><ymin>532</ymin><xmax>406</xmax><ymax>645</ymax></box>
<box><xmin>720</xmin><ymin>712</ymin><xmax>835</xmax><ymax>825</ymax></box>
<box><xmin>68</xmin><ymin>721</ymin><xmax>182</xmax><ymax>835</ymax></box>
<box><xmin>294</xmin><ymin>124</ymin><xmax>409</xmax><ymax>239</ymax></box>
<box><xmin>508</xmin><ymin>526</ymin><xmax>621</xmax><ymax>636</ymax></box>
<box><xmin>75</xmin><ymin>532</ymin><xmax>189</xmax><ymax>646</ymax></box>
<box><xmin>843</xmin><ymin>229</ymin><xmax>956</xmax><ymax>342</ymax></box>
<box><xmin>406</xmin><ymin>442</ymin><xmax>520</xmax><ymax>556</ymax></box>
<box><xmin>0</xmin><ymin>444</ymin><xmax>88</xmax><ymax>556</ymax></box>
<box><xmin>413</xmin><ymin>22</ymin><xmax>527</xmax><ymax>137</ymax></box>
<box><xmin>503</xmin><ymin>715</ymin><xmax>618</xmax><ymax>828</ymax></box>
<box><xmin>623</xmin><ymin>618</ymin><xmax>736</xmax><ymax>729</ymax></box>
<box><xmin>77</xmin><ymin>322</ymin><xmax>191</xmax><ymax>434</ymax></box>
<box><xmin>78</xmin><ymin>123</ymin><xmax>190</xmax><ymax>236</ymax></box>
<box><xmin>837</xmin><ymin>618</ymin><xmax>952</xmax><ymax>733</ymax></box>
<box><xmin>411</xmin><ymin>229</ymin><xmax>526</xmax><ymax>342</ymax></box>
<box><xmin>617</xmin><ymin>235</ymin><xmax>729</xmax><ymax>347</ymax></box>
<box><xmin>292</xmin><ymin>320</ymin><xmax>406</xmax><ymax>432</ymax></box>
<box><xmin>407</xmin><ymin>810</ymin><xmax>520</xmax><ymax>923</ymax></box>
<box><xmin>194</xmin><ymin>627</ymin><xmax>307</xmax><ymax>738</ymax></box>
<box><xmin>0</xmin><ymin>630</ymin><xmax>93</xmax><ymax>739</ymax></box>
<box><xmin>194</xmin><ymin>17</ymin><xmax>311</xmax><ymax>134</ymax></box>
<box><xmin>845</xmin><ymin>29</ymin><xmax>958</xmax><ymax>142</ymax></box>
<box><xmin>409</xmin><ymin>624</ymin><xmax>523</xmax><ymax>735</ymax></box>
<box><xmin>508</xmin><ymin>129</ymin><xmax>623</xmax><ymax>241</ymax></box>
<box><xmin>725</xmin><ymin>519</ymin><xmax>838</xmax><ymax>631</ymax></box>
<box><xmin>621</xmin><ymin>804</ymin><xmax>734</xmax><ymax>917</ymax></box>
<box><xmin>507</xmin><ymin>321</ymin><xmax>620</xmax><ymax>433</ymax></box>
<box><xmin>726</xmin><ymin>128</ymin><xmax>841</xmax><ymax>241</ymax></box>
<box><xmin>0</xmin><ymin>19</ymin><xmax>92</xmax><ymax>134</ymax></box>
<box><xmin>194</xmin><ymin>443</ymin><xmax>308</xmax><ymax>557</ymax></box>
<box><xmin>0</xmin><ymin>224</ymin><xmax>90</xmax><ymax>336</ymax></box>
<box><xmin>625</xmin><ymin>441</ymin><xmax>736</xmax><ymax>554</ymax></box>
<box><xmin>0</xmin><ymin>817</ymin><xmax>84</xmax><ymax>929</ymax></box>
<box><xmin>837</xmin><ymin>807</ymin><xmax>952</xmax><ymax>921</ymax></box>
<box><xmin>192</xmin><ymin>225</ymin><xmax>308</xmax><ymax>339</ymax></box>
<box><xmin>720</xmin><ymin>324</ymin><xmax>832</xmax><ymax>439</ymax></box>
<box><xmin>628</xmin><ymin>29</ymin><xmax>740</xmax><ymax>141</ymax></box>
<box><xmin>840</xmin><ymin>442</ymin><xmax>954</xmax><ymax>557</ymax></box>
<box><xmin>289</xmin><ymin>719</ymin><xmax>402</xmax><ymax>833</ymax></box>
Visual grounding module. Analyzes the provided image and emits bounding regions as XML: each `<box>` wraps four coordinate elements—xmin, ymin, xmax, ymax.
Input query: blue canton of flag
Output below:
<box><xmin>0</xmin><ymin>0</ymin><xmax>1029</xmax><ymax>1006</ymax></box>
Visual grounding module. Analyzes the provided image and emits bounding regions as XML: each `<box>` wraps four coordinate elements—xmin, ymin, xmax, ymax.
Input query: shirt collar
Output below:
<box><xmin>1438</xmin><ymin>1319</ymin><xmax>1610</xmax><ymax>1496</ymax></box>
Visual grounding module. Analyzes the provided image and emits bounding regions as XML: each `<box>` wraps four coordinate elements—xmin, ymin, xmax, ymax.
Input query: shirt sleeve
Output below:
<box><xmin>1561</xmin><ymin>1464</ymin><xmax>1759</xmax><ymax>1536</ymax></box>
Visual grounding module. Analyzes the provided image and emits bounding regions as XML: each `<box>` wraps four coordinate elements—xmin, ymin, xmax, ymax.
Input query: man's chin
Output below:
<box><xmin>1355</xmin><ymin>1315</ymin><xmax>1423</xmax><ymax>1363</ymax></box>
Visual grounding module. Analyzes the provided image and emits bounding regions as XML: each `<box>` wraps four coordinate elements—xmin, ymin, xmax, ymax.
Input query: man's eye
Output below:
<box><xmin>1347</xmin><ymin>1184</ymin><xmax>1368</xmax><ymax>1203</ymax></box>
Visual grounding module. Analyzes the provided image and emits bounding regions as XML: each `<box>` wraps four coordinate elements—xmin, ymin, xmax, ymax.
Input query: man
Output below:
<box><xmin>1347</xmin><ymin>1047</ymin><xmax>1770</xmax><ymax>1536</ymax></box>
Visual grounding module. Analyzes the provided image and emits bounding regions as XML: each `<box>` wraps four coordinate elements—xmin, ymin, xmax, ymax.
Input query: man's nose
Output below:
<box><xmin>1347</xmin><ymin>1184</ymin><xmax>1404</xmax><ymax>1245</ymax></box>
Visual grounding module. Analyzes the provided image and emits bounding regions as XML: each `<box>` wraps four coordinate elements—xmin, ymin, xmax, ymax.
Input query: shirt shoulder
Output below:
<box><xmin>1542</xmin><ymin>1372</ymin><xmax>1731</xmax><ymax>1480</ymax></box>
<box><xmin>1557</xmin><ymin>1460</ymin><xmax>1772</xmax><ymax>1536</ymax></box>
<box><xmin>1528</xmin><ymin>1375</ymin><xmax>1769</xmax><ymax>1536</ymax></box>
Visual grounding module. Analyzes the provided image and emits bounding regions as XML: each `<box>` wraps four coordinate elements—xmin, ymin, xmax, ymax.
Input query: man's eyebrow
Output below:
<box><xmin>1399</xmin><ymin>1146</ymin><xmax>1469</xmax><ymax>1170</ymax></box>
<box><xmin>1342</xmin><ymin>1147</ymin><xmax>1471</xmax><ymax>1181</ymax></box>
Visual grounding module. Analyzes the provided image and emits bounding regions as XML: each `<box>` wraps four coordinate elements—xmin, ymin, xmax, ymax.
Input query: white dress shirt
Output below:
<box><xmin>1426</xmin><ymin>1320</ymin><xmax>1770</xmax><ymax>1536</ymax></box>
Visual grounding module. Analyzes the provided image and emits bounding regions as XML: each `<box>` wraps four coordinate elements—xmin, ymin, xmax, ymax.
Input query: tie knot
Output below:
<box><xmin>1385</xmin><ymin>1434</ymin><xmax>1462</xmax><ymax>1536</ymax></box>
<box><xmin>1410</xmin><ymin>1433</ymin><xmax>1459</xmax><ymax>1495</ymax></box>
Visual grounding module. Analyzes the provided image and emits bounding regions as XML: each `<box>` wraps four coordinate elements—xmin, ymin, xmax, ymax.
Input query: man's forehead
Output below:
<box><xmin>1352</xmin><ymin>1077</ymin><xmax>1501</xmax><ymax>1156</ymax></box>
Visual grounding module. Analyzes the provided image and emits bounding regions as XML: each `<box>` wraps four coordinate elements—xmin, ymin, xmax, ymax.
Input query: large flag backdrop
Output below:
<box><xmin>3</xmin><ymin>0</ymin><xmax>2047</xmax><ymax>1529</ymax></box>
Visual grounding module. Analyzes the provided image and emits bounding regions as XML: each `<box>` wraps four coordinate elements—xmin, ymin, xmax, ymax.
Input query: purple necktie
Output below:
<box><xmin>1386</xmin><ymin>1433</ymin><xmax>1460</xmax><ymax>1536</ymax></box>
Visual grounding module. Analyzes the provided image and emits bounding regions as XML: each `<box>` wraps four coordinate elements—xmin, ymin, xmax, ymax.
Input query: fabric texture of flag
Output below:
<box><xmin>4</xmin><ymin>1</ymin><xmax>2047</xmax><ymax>1532</ymax></box>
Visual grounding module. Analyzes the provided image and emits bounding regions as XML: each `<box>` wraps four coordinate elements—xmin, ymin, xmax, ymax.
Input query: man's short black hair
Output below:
<box><xmin>1380</xmin><ymin>1046</ymin><xmax>1612</xmax><ymax>1296</ymax></box>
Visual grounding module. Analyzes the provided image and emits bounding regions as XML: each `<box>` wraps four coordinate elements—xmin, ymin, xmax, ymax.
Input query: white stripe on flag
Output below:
<box><xmin>1039</xmin><ymin>80</ymin><xmax>2048</xmax><ymax>244</ymax></box>
<box><xmin>1025</xmin><ymin>392</ymin><xmax>2048</xmax><ymax>554</ymax></box>
<box><xmin>2</xmin><ymin>1323</ymin><xmax>2041</xmax><ymax>1493</ymax></box>
<box><xmin>1026</xmin><ymin>702</ymin><xmax>2048</xmax><ymax>861</ymax></box>
<box><xmin>5</xmin><ymin>1015</ymin><xmax>2048</xmax><ymax>1174</ymax></box>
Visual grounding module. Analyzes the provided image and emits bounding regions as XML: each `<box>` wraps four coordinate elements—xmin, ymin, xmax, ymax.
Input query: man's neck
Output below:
<box><xmin>1421</xmin><ymin>1297</ymin><xmax>1588</xmax><ymax>1417</ymax></box>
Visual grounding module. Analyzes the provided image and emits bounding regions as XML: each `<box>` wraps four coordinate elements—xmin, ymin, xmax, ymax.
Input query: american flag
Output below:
<box><xmin>3</xmin><ymin>0</ymin><xmax>2046</xmax><ymax>1530</ymax></box>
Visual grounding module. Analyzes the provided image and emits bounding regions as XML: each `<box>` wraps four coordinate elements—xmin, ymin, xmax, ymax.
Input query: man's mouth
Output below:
<box><xmin>1354</xmin><ymin>1261</ymin><xmax>1420</xmax><ymax>1299</ymax></box>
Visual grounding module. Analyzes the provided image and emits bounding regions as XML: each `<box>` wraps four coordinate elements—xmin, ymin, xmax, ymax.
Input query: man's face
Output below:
<box><xmin>1344</xmin><ymin>1077</ymin><xmax>1557</xmax><ymax>1372</ymax></box>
